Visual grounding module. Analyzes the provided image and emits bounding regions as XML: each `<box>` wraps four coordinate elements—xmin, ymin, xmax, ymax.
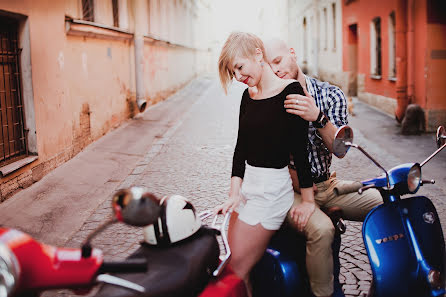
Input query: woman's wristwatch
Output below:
<box><xmin>312</xmin><ymin>111</ymin><xmax>329</xmax><ymax>128</ymax></box>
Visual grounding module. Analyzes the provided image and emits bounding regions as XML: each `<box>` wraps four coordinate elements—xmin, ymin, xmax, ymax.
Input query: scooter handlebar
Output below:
<box><xmin>98</xmin><ymin>258</ymin><xmax>148</xmax><ymax>274</ymax></box>
<box><xmin>333</xmin><ymin>181</ymin><xmax>364</xmax><ymax>195</ymax></box>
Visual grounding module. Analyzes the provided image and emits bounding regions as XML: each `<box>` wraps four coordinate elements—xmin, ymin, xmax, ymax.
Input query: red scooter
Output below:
<box><xmin>0</xmin><ymin>188</ymin><xmax>247</xmax><ymax>297</ymax></box>
<box><xmin>94</xmin><ymin>193</ymin><xmax>247</xmax><ymax>297</ymax></box>
<box><xmin>0</xmin><ymin>188</ymin><xmax>162</xmax><ymax>297</ymax></box>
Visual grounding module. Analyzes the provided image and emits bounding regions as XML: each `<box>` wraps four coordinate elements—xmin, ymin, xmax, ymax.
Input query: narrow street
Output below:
<box><xmin>1</xmin><ymin>1</ymin><xmax>444</xmax><ymax>297</ymax></box>
<box><xmin>11</xmin><ymin>77</ymin><xmax>446</xmax><ymax>297</ymax></box>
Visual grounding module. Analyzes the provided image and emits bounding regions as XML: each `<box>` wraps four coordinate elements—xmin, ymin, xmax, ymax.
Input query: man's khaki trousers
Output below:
<box><xmin>286</xmin><ymin>172</ymin><xmax>382</xmax><ymax>297</ymax></box>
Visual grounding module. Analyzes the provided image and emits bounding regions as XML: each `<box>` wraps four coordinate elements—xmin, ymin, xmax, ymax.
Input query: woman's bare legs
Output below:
<box><xmin>228</xmin><ymin>216</ymin><xmax>275</xmax><ymax>297</ymax></box>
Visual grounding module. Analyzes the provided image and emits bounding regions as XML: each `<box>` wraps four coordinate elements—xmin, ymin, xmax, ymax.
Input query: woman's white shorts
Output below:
<box><xmin>236</xmin><ymin>163</ymin><xmax>294</xmax><ymax>230</ymax></box>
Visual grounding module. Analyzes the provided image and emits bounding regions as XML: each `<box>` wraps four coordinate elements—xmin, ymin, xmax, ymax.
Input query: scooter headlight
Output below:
<box><xmin>0</xmin><ymin>244</ymin><xmax>20</xmax><ymax>297</ymax></box>
<box><xmin>407</xmin><ymin>163</ymin><xmax>421</xmax><ymax>193</ymax></box>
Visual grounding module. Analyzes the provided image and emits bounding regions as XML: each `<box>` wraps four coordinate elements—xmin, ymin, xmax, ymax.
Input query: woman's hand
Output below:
<box><xmin>214</xmin><ymin>176</ymin><xmax>243</xmax><ymax>215</ymax></box>
<box><xmin>290</xmin><ymin>200</ymin><xmax>315</xmax><ymax>232</ymax></box>
<box><xmin>213</xmin><ymin>193</ymin><xmax>242</xmax><ymax>215</ymax></box>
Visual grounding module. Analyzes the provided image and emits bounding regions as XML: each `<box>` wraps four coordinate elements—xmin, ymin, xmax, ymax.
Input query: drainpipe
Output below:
<box><xmin>133</xmin><ymin>0</ymin><xmax>147</xmax><ymax>112</ymax></box>
<box><xmin>406</xmin><ymin>0</ymin><xmax>415</xmax><ymax>105</ymax></box>
<box><xmin>395</xmin><ymin>0</ymin><xmax>408</xmax><ymax>123</ymax></box>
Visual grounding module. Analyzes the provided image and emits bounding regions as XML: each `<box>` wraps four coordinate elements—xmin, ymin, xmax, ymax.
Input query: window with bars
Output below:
<box><xmin>82</xmin><ymin>0</ymin><xmax>95</xmax><ymax>22</ymax></box>
<box><xmin>0</xmin><ymin>18</ymin><xmax>27</xmax><ymax>166</ymax></box>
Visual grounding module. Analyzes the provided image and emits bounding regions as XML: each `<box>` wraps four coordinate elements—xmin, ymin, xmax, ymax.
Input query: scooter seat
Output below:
<box><xmin>95</xmin><ymin>227</ymin><xmax>220</xmax><ymax>297</ymax></box>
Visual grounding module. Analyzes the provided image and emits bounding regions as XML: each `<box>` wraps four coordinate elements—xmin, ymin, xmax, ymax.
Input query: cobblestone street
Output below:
<box><xmin>46</xmin><ymin>77</ymin><xmax>446</xmax><ymax>297</ymax></box>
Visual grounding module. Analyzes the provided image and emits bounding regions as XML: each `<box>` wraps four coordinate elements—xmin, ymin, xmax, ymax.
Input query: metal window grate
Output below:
<box><xmin>82</xmin><ymin>0</ymin><xmax>95</xmax><ymax>22</ymax></box>
<box><xmin>0</xmin><ymin>18</ymin><xmax>27</xmax><ymax>166</ymax></box>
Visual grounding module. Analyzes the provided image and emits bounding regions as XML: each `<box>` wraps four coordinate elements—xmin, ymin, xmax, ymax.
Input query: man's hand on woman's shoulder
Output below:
<box><xmin>284</xmin><ymin>87</ymin><xmax>320</xmax><ymax>122</ymax></box>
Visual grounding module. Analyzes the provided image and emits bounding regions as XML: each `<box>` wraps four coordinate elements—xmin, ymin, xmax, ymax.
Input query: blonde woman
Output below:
<box><xmin>215</xmin><ymin>32</ymin><xmax>315</xmax><ymax>296</ymax></box>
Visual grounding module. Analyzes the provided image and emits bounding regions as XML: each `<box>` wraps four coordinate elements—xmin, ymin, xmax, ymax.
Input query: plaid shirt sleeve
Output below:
<box><xmin>326</xmin><ymin>86</ymin><xmax>348</xmax><ymax>127</ymax></box>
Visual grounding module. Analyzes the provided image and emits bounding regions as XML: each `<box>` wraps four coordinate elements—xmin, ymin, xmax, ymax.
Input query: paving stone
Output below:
<box><xmin>344</xmin><ymin>289</ymin><xmax>360</xmax><ymax>295</ymax></box>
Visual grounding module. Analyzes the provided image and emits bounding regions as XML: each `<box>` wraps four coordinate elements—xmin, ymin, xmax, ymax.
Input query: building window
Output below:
<box><xmin>82</xmin><ymin>0</ymin><xmax>95</xmax><ymax>22</ymax></box>
<box><xmin>323</xmin><ymin>7</ymin><xmax>328</xmax><ymax>50</ymax></box>
<box><xmin>388</xmin><ymin>11</ymin><xmax>396</xmax><ymax>79</ymax></box>
<box><xmin>112</xmin><ymin>0</ymin><xmax>119</xmax><ymax>27</ymax></box>
<box><xmin>332</xmin><ymin>3</ymin><xmax>336</xmax><ymax>50</ymax></box>
<box><xmin>0</xmin><ymin>17</ymin><xmax>28</xmax><ymax>166</ymax></box>
<box><xmin>303</xmin><ymin>17</ymin><xmax>308</xmax><ymax>63</ymax></box>
<box><xmin>370</xmin><ymin>17</ymin><xmax>382</xmax><ymax>77</ymax></box>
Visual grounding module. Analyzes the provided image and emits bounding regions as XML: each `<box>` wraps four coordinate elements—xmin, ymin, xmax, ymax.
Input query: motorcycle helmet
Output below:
<box><xmin>143</xmin><ymin>195</ymin><xmax>202</xmax><ymax>245</ymax></box>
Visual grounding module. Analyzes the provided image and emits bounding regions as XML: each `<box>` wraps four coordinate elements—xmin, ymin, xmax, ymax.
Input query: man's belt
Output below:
<box><xmin>313</xmin><ymin>173</ymin><xmax>330</xmax><ymax>184</ymax></box>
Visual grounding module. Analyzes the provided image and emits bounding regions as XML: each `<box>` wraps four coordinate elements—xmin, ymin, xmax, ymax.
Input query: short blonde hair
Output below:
<box><xmin>218</xmin><ymin>32</ymin><xmax>265</xmax><ymax>94</ymax></box>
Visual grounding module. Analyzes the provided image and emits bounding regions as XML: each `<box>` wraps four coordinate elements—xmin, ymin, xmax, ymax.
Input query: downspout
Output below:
<box><xmin>133</xmin><ymin>0</ymin><xmax>147</xmax><ymax>112</ymax></box>
<box><xmin>395</xmin><ymin>0</ymin><xmax>408</xmax><ymax>122</ymax></box>
<box><xmin>406</xmin><ymin>0</ymin><xmax>415</xmax><ymax>106</ymax></box>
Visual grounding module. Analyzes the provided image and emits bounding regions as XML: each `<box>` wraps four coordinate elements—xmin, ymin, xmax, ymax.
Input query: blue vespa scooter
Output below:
<box><xmin>330</xmin><ymin>125</ymin><xmax>446</xmax><ymax>297</ymax></box>
<box><xmin>250</xmin><ymin>207</ymin><xmax>346</xmax><ymax>297</ymax></box>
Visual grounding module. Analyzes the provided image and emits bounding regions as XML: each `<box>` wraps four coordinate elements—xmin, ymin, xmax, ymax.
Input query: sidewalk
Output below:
<box><xmin>0</xmin><ymin>77</ymin><xmax>213</xmax><ymax>247</ymax></box>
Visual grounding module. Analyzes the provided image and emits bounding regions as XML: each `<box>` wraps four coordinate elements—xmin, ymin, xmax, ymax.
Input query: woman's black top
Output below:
<box><xmin>231</xmin><ymin>82</ymin><xmax>313</xmax><ymax>189</ymax></box>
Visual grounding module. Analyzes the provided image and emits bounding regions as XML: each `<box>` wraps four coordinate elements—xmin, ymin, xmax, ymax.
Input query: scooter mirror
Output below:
<box><xmin>112</xmin><ymin>187</ymin><xmax>161</xmax><ymax>227</ymax></box>
<box><xmin>333</xmin><ymin>125</ymin><xmax>354</xmax><ymax>158</ymax></box>
<box><xmin>436</xmin><ymin>126</ymin><xmax>446</xmax><ymax>148</ymax></box>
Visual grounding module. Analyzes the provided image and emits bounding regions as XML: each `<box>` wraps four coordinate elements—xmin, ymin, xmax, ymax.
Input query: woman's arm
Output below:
<box><xmin>287</xmin><ymin>82</ymin><xmax>316</xmax><ymax>231</ymax></box>
<box><xmin>231</xmin><ymin>90</ymin><xmax>248</xmax><ymax>178</ymax></box>
<box><xmin>288</xmin><ymin>83</ymin><xmax>313</xmax><ymax>190</ymax></box>
<box><xmin>215</xmin><ymin>91</ymin><xmax>248</xmax><ymax>215</ymax></box>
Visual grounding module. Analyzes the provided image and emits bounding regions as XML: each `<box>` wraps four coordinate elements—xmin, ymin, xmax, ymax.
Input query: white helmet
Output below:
<box><xmin>143</xmin><ymin>195</ymin><xmax>202</xmax><ymax>245</ymax></box>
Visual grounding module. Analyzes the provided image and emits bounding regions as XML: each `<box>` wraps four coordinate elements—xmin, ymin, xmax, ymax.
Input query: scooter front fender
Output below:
<box><xmin>363</xmin><ymin>196</ymin><xmax>445</xmax><ymax>297</ymax></box>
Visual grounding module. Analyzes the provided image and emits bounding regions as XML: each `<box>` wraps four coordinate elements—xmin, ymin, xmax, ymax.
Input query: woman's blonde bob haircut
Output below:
<box><xmin>218</xmin><ymin>32</ymin><xmax>265</xmax><ymax>94</ymax></box>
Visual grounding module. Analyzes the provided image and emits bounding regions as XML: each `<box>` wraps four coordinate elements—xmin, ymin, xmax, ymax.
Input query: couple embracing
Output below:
<box><xmin>215</xmin><ymin>32</ymin><xmax>381</xmax><ymax>297</ymax></box>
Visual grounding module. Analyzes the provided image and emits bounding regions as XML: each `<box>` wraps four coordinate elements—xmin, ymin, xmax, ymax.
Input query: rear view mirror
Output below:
<box><xmin>112</xmin><ymin>187</ymin><xmax>161</xmax><ymax>227</ymax></box>
<box><xmin>436</xmin><ymin>126</ymin><xmax>445</xmax><ymax>148</ymax></box>
<box><xmin>333</xmin><ymin>125</ymin><xmax>354</xmax><ymax>158</ymax></box>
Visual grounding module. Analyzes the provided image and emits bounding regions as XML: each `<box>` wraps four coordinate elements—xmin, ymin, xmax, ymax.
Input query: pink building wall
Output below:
<box><xmin>0</xmin><ymin>0</ymin><xmax>208</xmax><ymax>201</ymax></box>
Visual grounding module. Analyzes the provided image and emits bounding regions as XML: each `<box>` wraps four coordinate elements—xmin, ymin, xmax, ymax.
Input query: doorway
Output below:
<box><xmin>348</xmin><ymin>24</ymin><xmax>358</xmax><ymax>96</ymax></box>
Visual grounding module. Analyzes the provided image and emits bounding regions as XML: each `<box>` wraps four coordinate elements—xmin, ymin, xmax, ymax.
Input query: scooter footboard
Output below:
<box><xmin>363</xmin><ymin>196</ymin><xmax>445</xmax><ymax>297</ymax></box>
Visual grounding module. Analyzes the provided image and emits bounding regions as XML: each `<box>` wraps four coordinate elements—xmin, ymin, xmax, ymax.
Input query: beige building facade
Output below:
<box><xmin>288</xmin><ymin>0</ymin><xmax>347</xmax><ymax>92</ymax></box>
<box><xmin>0</xmin><ymin>0</ymin><xmax>211</xmax><ymax>201</ymax></box>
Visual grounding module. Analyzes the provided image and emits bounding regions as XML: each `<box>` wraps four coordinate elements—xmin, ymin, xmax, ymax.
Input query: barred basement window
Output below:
<box><xmin>0</xmin><ymin>17</ymin><xmax>28</xmax><ymax>166</ymax></box>
<box><xmin>82</xmin><ymin>0</ymin><xmax>95</xmax><ymax>22</ymax></box>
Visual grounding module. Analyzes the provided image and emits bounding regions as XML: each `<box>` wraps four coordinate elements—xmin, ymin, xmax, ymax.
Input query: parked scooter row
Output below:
<box><xmin>1</xmin><ymin>126</ymin><xmax>445</xmax><ymax>297</ymax></box>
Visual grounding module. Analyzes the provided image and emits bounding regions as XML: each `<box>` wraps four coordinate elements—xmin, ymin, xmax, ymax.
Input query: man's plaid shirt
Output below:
<box><xmin>291</xmin><ymin>76</ymin><xmax>348</xmax><ymax>180</ymax></box>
